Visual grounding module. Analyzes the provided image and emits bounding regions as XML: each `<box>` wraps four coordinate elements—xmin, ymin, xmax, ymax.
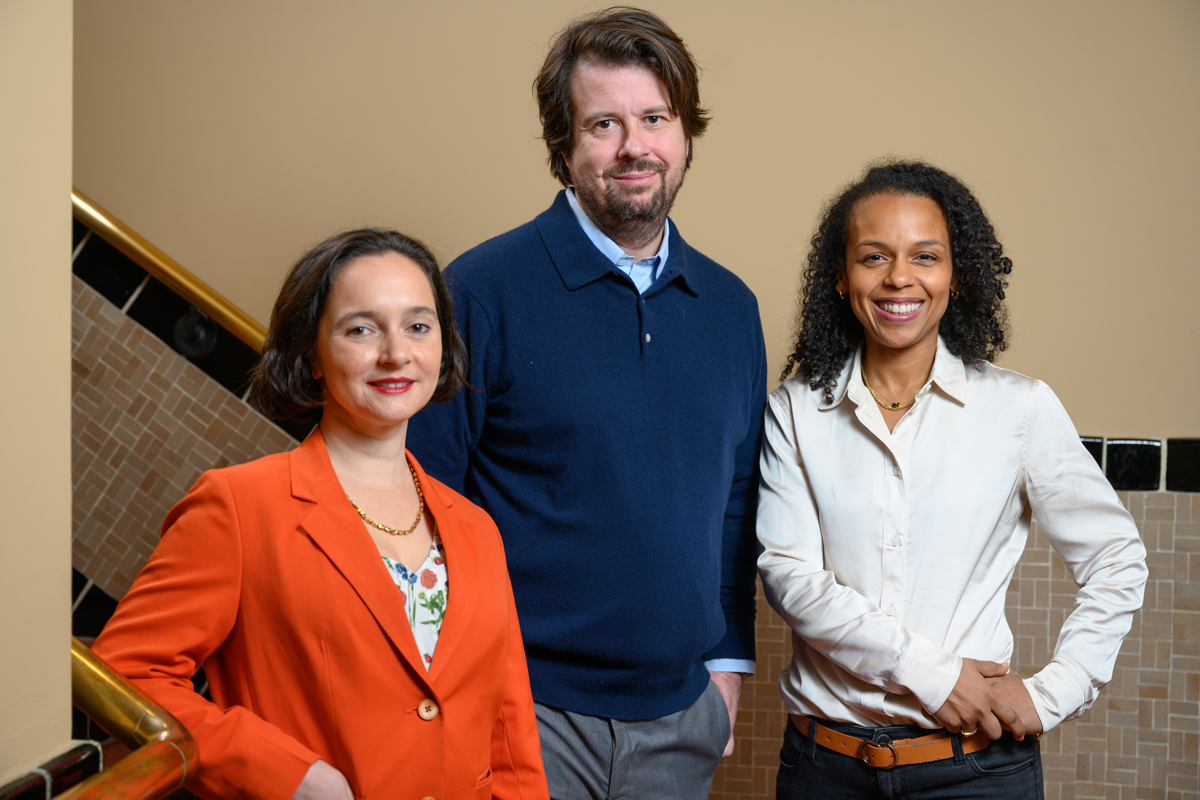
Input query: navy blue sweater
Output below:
<box><xmin>407</xmin><ymin>192</ymin><xmax>766</xmax><ymax>720</ymax></box>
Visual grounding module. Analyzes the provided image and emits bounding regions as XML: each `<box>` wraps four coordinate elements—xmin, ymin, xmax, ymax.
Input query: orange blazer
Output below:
<box><xmin>94</xmin><ymin>429</ymin><xmax>549</xmax><ymax>800</ymax></box>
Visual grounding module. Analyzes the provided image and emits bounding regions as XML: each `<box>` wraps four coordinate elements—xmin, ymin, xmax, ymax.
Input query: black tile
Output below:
<box><xmin>125</xmin><ymin>276</ymin><xmax>193</xmax><ymax>347</ymax></box>
<box><xmin>198</xmin><ymin>325</ymin><xmax>258</xmax><ymax>396</ymax></box>
<box><xmin>1080</xmin><ymin>437</ymin><xmax>1103</xmax><ymax>469</ymax></box>
<box><xmin>72</xmin><ymin>567</ymin><xmax>89</xmax><ymax>602</ymax></box>
<box><xmin>1105</xmin><ymin>439</ymin><xmax>1161</xmax><ymax>491</ymax></box>
<box><xmin>1166</xmin><ymin>438</ymin><xmax>1200</xmax><ymax>493</ymax></box>
<box><xmin>71</xmin><ymin>705</ymin><xmax>96</xmax><ymax>742</ymax></box>
<box><xmin>127</xmin><ymin>278</ymin><xmax>259</xmax><ymax>396</ymax></box>
<box><xmin>72</xmin><ymin>233</ymin><xmax>147</xmax><ymax>308</ymax></box>
<box><xmin>275</xmin><ymin>417</ymin><xmax>315</xmax><ymax>443</ymax></box>
<box><xmin>72</xmin><ymin>568</ymin><xmax>105</xmax><ymax>741</ymax></box>
<box><xmin>72</xmin><ymin>218</ymin><xmax>88</xmax><ymax>250</ymax></box>
<box><xmin>192</xmin><ymin>666</ymin><xmax>211</xmax><ymax>699</ymax></box>
<box><xmin>72</xmin><ymin>582</ymin><xmax>118</xmax><ymax>639</ymax></box>
<box><xmin>210</xmin><ymin>332</ymin><xmax>258</xmax><ymax>395</ymax></box>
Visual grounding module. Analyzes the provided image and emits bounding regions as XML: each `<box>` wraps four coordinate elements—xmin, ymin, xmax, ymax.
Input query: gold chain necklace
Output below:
<box><xmin>347</xmin><ymin>461</ymin><xmax>425</xmax><ymax>536</ymax></box>
<box><xmin>861</xmin><ymin>364</ymin><xmax>916</xmax><ymax>411</ymax></box>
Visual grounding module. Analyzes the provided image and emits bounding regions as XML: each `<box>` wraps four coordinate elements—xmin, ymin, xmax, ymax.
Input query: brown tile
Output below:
<box><xmin>175</xmin><ymin>363</ymin><xmax>206</xmax><ymax>397</ymax></box>
<box><xmin>1176</xmin><ymin>522</ymin><xmax>1200</xmax><ymax>550</ymax></box>
<box><xmin>115</xmin><ymin>315</ymin><xmax>138</xmax><ymax>344</ymax></box>
<box><xmin>223</xmin><ymin>394</ymin><xmax>251</xmax><ymax>423</ymax></box>
<box><xmin>1176</xmin><ymin>582</ymin><xmax>1200</xmax><ymax>612</ymax></box>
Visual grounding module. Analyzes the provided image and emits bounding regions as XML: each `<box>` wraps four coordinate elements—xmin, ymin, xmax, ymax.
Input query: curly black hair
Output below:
<box><xmin>781</xmin><ymin>159</ymin><xmax>1013</xmax><ymax>401</ymax></box>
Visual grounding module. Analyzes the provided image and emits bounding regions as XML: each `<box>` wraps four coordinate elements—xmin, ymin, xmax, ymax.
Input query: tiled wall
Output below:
<box><xmin>1028</xmin><ymin>492</ymin><xmax>1199</xmax><ymax>799</ymax></box>
<box><xmin>71</xmin><ymin>276</ymin><xmax>296</xmax><ymax>599</ymax></box>
<box><xmin>709</xmin><ymin>492</ymin><xmax>1200</xmax><ymax>800</ymax></box>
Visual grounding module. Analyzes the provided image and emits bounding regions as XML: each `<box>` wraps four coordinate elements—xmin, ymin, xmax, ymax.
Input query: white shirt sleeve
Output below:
<box><xmin>1021</xmin><ymin>382</ymin><xmax>1148</xmax><ymax>730</ymax></box>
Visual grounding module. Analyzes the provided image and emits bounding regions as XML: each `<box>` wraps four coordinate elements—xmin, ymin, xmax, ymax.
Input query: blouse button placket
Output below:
<box><xmin>880</xmin><ymin>456</ymin><xmax>906</xmax><ymax>621</ymax></box>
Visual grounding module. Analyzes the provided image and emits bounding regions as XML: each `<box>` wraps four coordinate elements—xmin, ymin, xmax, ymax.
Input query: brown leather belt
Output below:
<box><xmin>790</xmin><ymin>714</ymin><xmax>989</xmax><ymax>769</ymax></box>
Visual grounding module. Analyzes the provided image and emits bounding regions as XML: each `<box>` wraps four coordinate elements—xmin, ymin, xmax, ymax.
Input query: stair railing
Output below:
<box><xmin>72</xmin><ymin>187</ymin><xmax>265</xmax><ymax>350</ymax></box>
<box><xmin>57</xmin><ymin>637</ymin><xmax>197</xmax><ymax>800</ymax></box>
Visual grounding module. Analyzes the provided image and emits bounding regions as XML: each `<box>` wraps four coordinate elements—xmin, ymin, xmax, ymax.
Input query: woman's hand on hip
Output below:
<box><xmin>291</xmin><ymin>760</ymin><xmax>354</xmax><ymax>800</ymax></box>
<box><xmin>932</xmin><ymin>657</ymin><xmax>1025</xmax><ymax>741</ymax></box>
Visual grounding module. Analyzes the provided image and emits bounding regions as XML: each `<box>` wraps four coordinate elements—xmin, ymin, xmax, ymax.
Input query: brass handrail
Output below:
<box><xmin>58</xmin><ymin>637</ymin><xmax>198</xmax><ymax>800</ymax></box>
<box><xmin>72</xmin><ymin>187</ymin><xmax>266</xmax><ymax>350</ymax></box>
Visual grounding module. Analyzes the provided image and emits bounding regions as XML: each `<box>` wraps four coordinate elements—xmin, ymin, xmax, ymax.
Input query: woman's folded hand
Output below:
<box><xmin>986</xmin><ymin>671</ymin><xmax>1044</xmax><ymax>738</ymax></box>
<box><xmin>932</xmin><ymin>657</ymin><xmax>1024</xmax><ymax>740</ymax></box>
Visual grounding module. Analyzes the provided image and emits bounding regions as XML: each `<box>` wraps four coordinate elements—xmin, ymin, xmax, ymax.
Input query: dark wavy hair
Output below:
<box><xmin>534</xmin><ymin>6</ymin><xmax>709</xmax><ymax>188</ymax></box>
<box><xmin>247</xmin><ymin>228</ymin><xmax>467</xmax><ymax>425</ymax></box>
<box><xmin>782</xmin><ymin>159</ymin><xmax>1012</xmax><ymax>401</ymax></box>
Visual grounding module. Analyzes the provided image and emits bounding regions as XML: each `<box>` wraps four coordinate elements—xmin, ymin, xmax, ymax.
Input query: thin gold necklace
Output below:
<box><xmin>347</xmin><ymin>461</ymin><xmax>424</xmax><ymax>536</ymax></box>
<box><xmin>861</xmin><ymin>364</ymin><xmax>916</xmax><ymax>411</ymax></box>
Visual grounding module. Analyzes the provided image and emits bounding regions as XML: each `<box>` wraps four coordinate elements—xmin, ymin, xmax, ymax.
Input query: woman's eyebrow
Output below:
<box><xmin>332</xmin><ymin>306</ymin><xmax>438</xmax><ymax>327</ymax></box>
<box><xmin>332</xmin><ymin>310</ymin><xmax>378</xmax><ymax>327</ymax></box>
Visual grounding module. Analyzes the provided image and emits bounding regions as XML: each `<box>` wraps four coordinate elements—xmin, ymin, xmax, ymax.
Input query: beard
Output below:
<box><xmin>572</xmin><ymin>158</ymin><xmax>686</xmax><ymax>252</ymax></box>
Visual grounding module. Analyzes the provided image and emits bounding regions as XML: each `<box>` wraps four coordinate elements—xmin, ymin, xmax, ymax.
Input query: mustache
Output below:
<box><xmin>604</xmin><ymin>158</ymin><xmax>667</xmax><ymax>178</ymax></box>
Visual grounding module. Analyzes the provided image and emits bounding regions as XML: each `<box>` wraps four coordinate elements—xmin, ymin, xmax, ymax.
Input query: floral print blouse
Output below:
<box><xmin>381</xmin><ymin>534</ymin><xmax>447</xmax><ymax>671</ymax></box>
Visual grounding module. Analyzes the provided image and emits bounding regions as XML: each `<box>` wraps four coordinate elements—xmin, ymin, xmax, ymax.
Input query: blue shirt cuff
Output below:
<box><xmin>704</xmin><ymin>658</ymin><xmax>754</xmax><ymax>675</ymax></box>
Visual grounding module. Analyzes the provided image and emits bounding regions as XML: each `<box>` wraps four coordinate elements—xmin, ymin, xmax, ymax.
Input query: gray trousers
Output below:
<box><xmin>535</xmin><ymin>679</ymin><xmax>730</xmax><ymax>800</ymax></box>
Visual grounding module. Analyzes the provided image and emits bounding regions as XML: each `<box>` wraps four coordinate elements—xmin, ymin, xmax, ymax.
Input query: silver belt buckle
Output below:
<box><xmin>858</xmin><ymin>739</ymin><xmax>899</xmax><ymax>769</ymax></box>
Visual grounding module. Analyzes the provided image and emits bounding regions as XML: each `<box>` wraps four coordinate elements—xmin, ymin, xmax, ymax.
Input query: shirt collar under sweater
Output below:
<box><xmin>565</xmin><ymin>188</ymin><xmax>670</xmax><ymax>292</ymax></box>
<box><xmin>538</xmin><ymin>190</ymin><xmax>697</xmax><ymax>296</ymax></box>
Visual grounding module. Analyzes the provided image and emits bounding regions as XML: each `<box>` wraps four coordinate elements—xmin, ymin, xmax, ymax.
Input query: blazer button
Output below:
<box><xmin>417</xmin><ymin>698</ymin><xmax>440</xmax><ymax>720</ymax></box>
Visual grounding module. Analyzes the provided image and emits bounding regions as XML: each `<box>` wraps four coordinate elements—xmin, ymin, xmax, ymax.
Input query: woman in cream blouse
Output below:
<box><xmin>758</xmin><ymin>160</ymin><xmax>1146</xmax><ymax>798</ymax></box>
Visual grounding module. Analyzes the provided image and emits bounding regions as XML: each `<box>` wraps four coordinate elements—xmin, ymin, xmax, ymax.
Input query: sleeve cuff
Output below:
<box><xmin>1025</xmin><ymin>659</ymin><xmax>1089</xmax><ymax>732</ymax></box>
<box><xmin>704</xmin><ymin>658</ymin><xmax>754</xmax><ymax>675</ymax></box>
<box><xmin>891</xmin><ymin>635</ymin><xmax>961</xmax><ymax>714</ymax></box>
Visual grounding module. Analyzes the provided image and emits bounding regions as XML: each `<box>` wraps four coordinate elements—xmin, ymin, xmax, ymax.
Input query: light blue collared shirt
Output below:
<box><xmin>566</xmin><ymin>189</ymin><xmax>669</xmax><ymax>294</ymax></box>
<box><xmin>564</xmin><ymin>190</ymin><xmax>754</xmax><ymax>679</ymax></box>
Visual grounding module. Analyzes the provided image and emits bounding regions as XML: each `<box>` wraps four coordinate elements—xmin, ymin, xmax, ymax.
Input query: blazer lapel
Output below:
<box><xmin>289</xmin><ymin>430</ymin><xmax>431</xmax><ymax>684</ymax></box>
<box><xmin>412</xmin><ymin>456</ymin><xmax>480</xmax><ymax>685</ymax></box>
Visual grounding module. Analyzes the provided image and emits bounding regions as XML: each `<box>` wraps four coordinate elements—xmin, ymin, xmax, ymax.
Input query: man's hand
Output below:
<box><xmin>291</xmin><ymin>760</ymin><xmax>354</xmax><ymax>800</ymax></box>
<box><xmin>931</xmin><ymin>658</ymin><xmax>1024</xmax><ymax>741</ymax></box>
<box><xmin>986</xmin><ymin>671</ymin><xmax>1043</xmax><ymax>738</ymax></box>
<box><xmin>708</xmin><ymin>670</ymin><xmax>744</xmax><ymax>758</ymax></box>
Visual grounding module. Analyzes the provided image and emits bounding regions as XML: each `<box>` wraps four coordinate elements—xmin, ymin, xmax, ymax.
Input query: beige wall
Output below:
<box><xmin>74</xmin><ymin>0</ymin><xmax>1199</xmax><ymax>436</ymax></box>
<box><xmin>0</xmin><ymin>0</ymin><xmax>74</xmax><ymax>784</ymax></box>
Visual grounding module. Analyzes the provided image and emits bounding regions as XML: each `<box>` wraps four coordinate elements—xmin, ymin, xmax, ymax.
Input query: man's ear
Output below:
<box><xmin>561</xmin><ymin>151</ymin><xmax>573</xmax><ymax>185</ymax></box>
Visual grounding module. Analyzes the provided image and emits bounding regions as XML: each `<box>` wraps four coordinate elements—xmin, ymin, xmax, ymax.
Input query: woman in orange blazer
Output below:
<box><xmin>93</xmin><ymin>229</ymin><xmax>549</xmax><ymax>800</ymax></box>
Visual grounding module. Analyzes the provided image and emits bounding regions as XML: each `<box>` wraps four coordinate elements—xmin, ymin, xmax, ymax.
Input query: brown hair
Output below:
<box><xmin>534</xmin><ymin>6</ymin><xmax>710</xmax><ymax>187</ymax></box>
<box><xmin>248</xmin><ymin>228</ymin><xmax>466</xmax><ymax>424</ymax></box>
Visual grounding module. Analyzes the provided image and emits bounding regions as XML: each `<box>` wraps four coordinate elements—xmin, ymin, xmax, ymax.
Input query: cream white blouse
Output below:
<box><xmin>757</xmin><ymin>337</ymin><xmax>1147</xmax><ymax>731</ymax></box>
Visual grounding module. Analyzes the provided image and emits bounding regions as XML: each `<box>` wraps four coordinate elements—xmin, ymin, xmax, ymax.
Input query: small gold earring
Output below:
<box><xmin>951</xmin><ymin>288</ymin><xmax>960</xmax><ymax>299</ymax></box>
<box><xmin>838</xmin><ymin>290</ymin><xmax>847</xmax><ymax>300</ymax></box>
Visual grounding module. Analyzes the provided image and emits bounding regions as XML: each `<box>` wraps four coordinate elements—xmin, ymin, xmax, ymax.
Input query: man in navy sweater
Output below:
<box><xmin>406</xmin><ymin>8</ymin><xmax>766</xmax><ymax>797</ymax></box>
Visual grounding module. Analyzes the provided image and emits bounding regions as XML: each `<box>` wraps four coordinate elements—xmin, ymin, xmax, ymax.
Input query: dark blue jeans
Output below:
<box><xmin>776</xmin><ymin>716</ymin><xmax>1043</xmax><ymax>800</ymax></box>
